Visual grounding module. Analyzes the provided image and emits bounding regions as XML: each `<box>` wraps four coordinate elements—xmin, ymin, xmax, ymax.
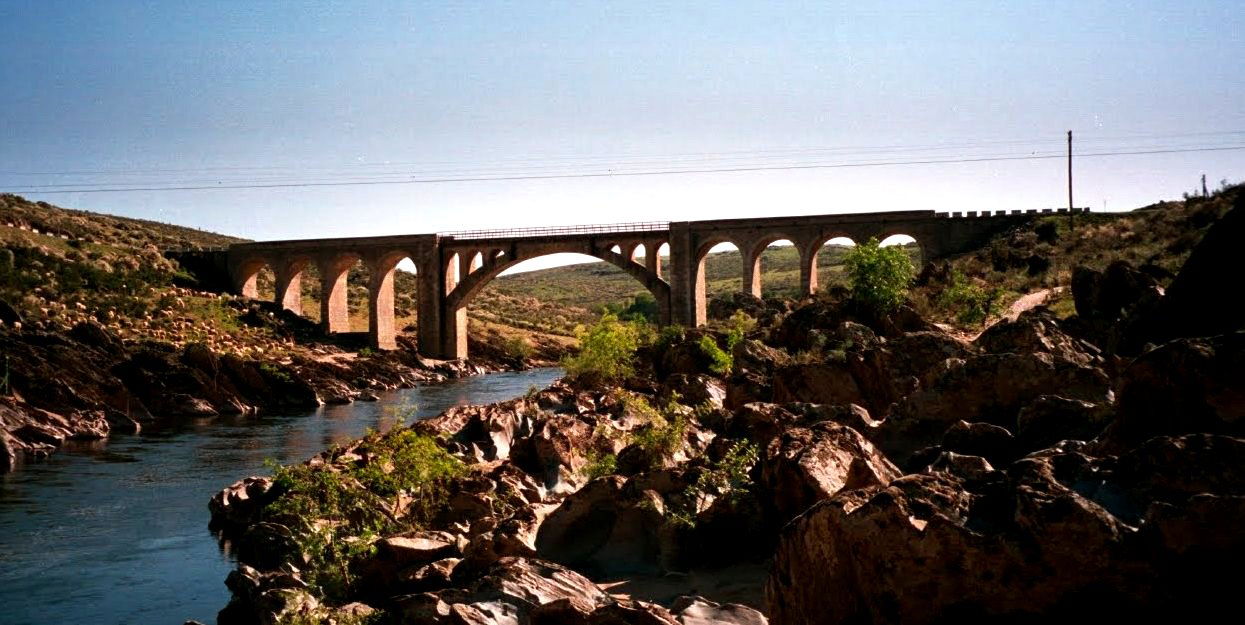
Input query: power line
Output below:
<box><xmin>8</xmin><ymin>144</ymin><xmax>1245</xmax><ymax>195</ymax></box>
<box><xmin>4</xmin><ymin>128</ymin><xmax>1245</xmax><ymax>178</ymax></box>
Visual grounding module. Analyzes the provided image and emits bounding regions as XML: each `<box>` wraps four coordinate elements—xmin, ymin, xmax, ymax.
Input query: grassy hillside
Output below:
<box><xmin>911</xmin><ymin>183</ymin><xmax>1242</xmax><ymax>326</ymax></box>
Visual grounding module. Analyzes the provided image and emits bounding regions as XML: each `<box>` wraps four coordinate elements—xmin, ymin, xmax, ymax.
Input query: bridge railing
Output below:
<box><xmin>442</xmin><ymin>221</ymin><xmax>670</xmax><ymax>240</ymax></box>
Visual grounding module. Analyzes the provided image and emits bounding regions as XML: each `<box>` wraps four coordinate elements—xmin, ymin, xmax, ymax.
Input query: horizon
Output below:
<box><xmin>3</xmin><ymin>1</ymin><xmax>1243</xmax><ymax>272</ymax></box>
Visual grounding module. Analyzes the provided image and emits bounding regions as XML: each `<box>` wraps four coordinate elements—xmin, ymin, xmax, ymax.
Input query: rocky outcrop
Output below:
<box><xmin>879</xmin><ymin>351</ymin><xmax>1112</xmax><ymax>467</ymax></box>
<box><xmin>1095</xmin><ymin>332</ymin><xmax>1245</xmax><ymax>453</ymax></box>
<box><xmin>766</xmin><ymin>435</ymin><xmax>1245</xmax><ymax>624</ymax></box>
<box><xmin>1118</xmin><ymin>196</ymin><xmax>1245</xmax><ymax>351</ymax></box>
<box><xmin>975</xmin><ymin>308</ymin><xmax>1103</xmax><ymax>367</ymax></box>
<box><xmin>535</xmin><ymin>476</ymin><xmax>670</xmax><ymax>576</ymax></box>
<box><xmin>759</xmin><ymin>422</ymin><xmax>900</xmax><ymax>523</ymax></box>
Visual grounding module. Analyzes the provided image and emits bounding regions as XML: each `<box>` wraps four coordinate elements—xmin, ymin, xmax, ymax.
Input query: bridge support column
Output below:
<box><xmin>416</xmin><ymin>247</ymin><xmax>468</xmax><ymax>360</ymax></box>
<box><xmin>274</xmin><ymin>261</ymin><xmax>303</xmax><ymax>316</ymax></box>
<box><xmin>415</xmin><ymin>254</ymin><xmax>444</xmax><ymax>358</ymax></box>
<box><xmin>368</xmin><ymin>259</ymin><xmax>397</xmax><ymax>350</ymax></box>
<box><xmin>319</xmin><ymin>256</ymin><xmax>352</xmax><ymax>334</ymax></box>
<box><xmin>743</xmin><ymin>249</ymin><xmax>762</xmax><ymax>298</ymax></box>
<box><xmin>645</xmin><ymin>245</ymin><xmax>662</xmax><ymax>279</ymax></box>
<box><xmin>799</xmin><ymin>247</ymin><xmax>817</xmax><ymax>296</ymax></box>
<box><xmin>668</xmin><ymin>222</ymin><xmax>704</xmax><ymax>327</ymax></box>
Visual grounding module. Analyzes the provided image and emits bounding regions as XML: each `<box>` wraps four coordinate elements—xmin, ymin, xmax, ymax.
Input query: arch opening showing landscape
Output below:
<box><xmin>225</xmin><ymin>207</ymin><xmax>1084</xmax><ymax>358</ymax></box>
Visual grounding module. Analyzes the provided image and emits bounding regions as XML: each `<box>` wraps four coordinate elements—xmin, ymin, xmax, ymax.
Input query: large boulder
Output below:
<box><xmin>771</xmin><ymin>360</ymin><xmax>864</xmax><ymax>409</ymax></box>
<box><xmin>397</xmin><ymin>557</ymin><xmax>612</xmax><ymax>624</ymax></box>
<box><xmin>208</xmin><ymin>476</ymin><xmax>275</xmax><ymax>531</ymax></box>
<box><xmin>416</xmin><ymin>399</ymin><xmax>536</xmax><ymax>462</ymax></box>
<box><xmin>882</xmin><ymin>330</ymin><xmax>974</xmax><ymax>385</ymax></box>
<box><xmin>1071</xmin><ymin>260</ymin><xmax>1163</xmax><ymax>325</ymax></box>
<box><xmin>510</xmin><ymin>413</ymin><xmax>597</xmax><ymax>490</ymax></box>
<box><xmin>1016</xmin><ymin>395</ymin><xmax>1112</xmax><ymax>451</ymax></box>
<box><xmin>975</xmin><ymin>308</ymin><xmax>1102</xmax><ymax>367</ymax></box>
<box><xmin>879</xmin><ymin>352</ymin><xmax>1112</xmax><ymax>467</ymax></box>
<box><xmin>766</xmin><ymin>433</ymin><xmax>1245</xmax><ymax>625</ymax></box>
<box><xmin>1119</xmin><ymin>195</ymin><xmax>1245</xmax><ymax>350</ymax></box>
<box><xmin>759</xmin><ymin>422</ymin><xmax>900</xmax><ymax>523</ymax></box>
<box><xmin>534</xmin><ymin>476</ymin><xmax>669</xmax><ymax>576</ymax></box>
<box><xmin>1096</xmin><ymin>332</ymin><xmax>1245</xmax><ymax>452</ymax></box>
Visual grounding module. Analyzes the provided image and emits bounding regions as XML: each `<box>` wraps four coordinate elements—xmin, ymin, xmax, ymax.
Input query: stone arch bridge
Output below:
<box><xmin>221</xmin><ymin>208</ymin><xmax>1083</xmax><ymax>359</ymax></box>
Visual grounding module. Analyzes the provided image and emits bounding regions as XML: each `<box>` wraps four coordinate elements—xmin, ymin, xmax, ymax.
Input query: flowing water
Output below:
<box><xmin>0</xmin><ymin>367</ymin><xmax>563</xmax><ymax>625</ymax></box>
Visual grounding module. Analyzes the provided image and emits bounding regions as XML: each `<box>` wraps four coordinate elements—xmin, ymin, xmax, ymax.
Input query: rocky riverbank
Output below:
<box><xmin>206</xmin><ymin>196</ymin><xmax>1243</xmax><ymax>624</ymax></box>
<box><xmin>0</xmin><ymin>310</ymin><xmax>518</xmax><ymax>472</ymax></box>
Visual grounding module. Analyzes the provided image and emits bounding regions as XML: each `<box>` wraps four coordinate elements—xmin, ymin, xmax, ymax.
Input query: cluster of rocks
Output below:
<box><xmin>0</xmin><ymin>318</ymin><xmax>487</xmax><ymax>471</ymax></box>
<box><xmin>207</xmin><ymin>197</ymin><xmax>1244</xmax><ymax>624</ymax></box>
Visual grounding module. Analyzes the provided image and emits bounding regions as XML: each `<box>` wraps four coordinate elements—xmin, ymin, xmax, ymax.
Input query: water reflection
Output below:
<box><xmin>0</xmin><ymin>367</ymin><xmax>562</xmax><ymax>625</ymax></box>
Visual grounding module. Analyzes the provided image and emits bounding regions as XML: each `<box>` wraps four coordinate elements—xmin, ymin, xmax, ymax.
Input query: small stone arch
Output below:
<box><xmin>318</xmin><ymin>252</ymin><xmax>363</xmax><ymax>334</ymax></box>
<box><xmin>743</xmin><ymin>233</ymin><xmax>803</xmax><ymax>299</ymax></box>
<box><xmin>274</xmin><ymin>255</ymin><xmax>313</xmax><ymax>315</ymax></box>
<box><xmin>368</xmin><ymin>250</ymin><xmax>422</xmax><ymax>350</ymax></box>
<box><xmin>234</xmin><ymin>256</ymin><xmax>274</xmax><ymax>299</ymax></box>
<box><xmin>876</xmin><ymin>232</ymin><xmax>924</xmax><ymax>266</ymax></box>
<box><xmin>802</xmin><ymin>233</ymin><xmax>859</xmax><ymax>295</ymax></box>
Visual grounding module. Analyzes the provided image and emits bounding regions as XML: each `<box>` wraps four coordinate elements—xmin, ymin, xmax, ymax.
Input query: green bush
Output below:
<box><xmin>653</xmin><ymin>324</ymin><xmax>686</xmax><ymax>353</ymax></box>
<box><xmin>261</xmin><ymin>429</ymin><xmax>464</xmax><ymax>600</ymax></box>
<box><xmin>562</xmin><ymin>313</ymin><xmax>642</xmax><ymax>385</ymax></box>
<box><xmin>259</xmin><ymin>362</ymin><xmax>294</xmax><ymax>385</ymax></box>
<box><xmin>696</xmin><ymin>335</ymin><xmax>733</xmax><ymax>376</ymax></box>
<box><xmin>629</xmin><ymin>396</ymin><xmax>690</xmax><ymax>466</ymax></box>
<box><xmin>582</xmin><ymin>450</ymin><xmax>618</xmax><ymax>480</ymax></box>
<box><xmin>938</xmin><ymin>270</ymin><xmax>1003</xmax><ymax>326</ymax></box>
<box><xmin>843</xmin><ymin>237</ymin><xmax>915</xmax><ymax>313</ymax></box>
<box><xmin>502</xmin><ymin>336</ymin><xmax>534</xmax><ymax>360</ymax></box>
<box><xmin>669</xmin><ymin>438</ymin><xmax>759</xmax><ymax>528</ymax></box>
<box><xmin>724</xmin><ymin>310</ymin><xmax>756</xmax><ymax>352</ymax></box>
<box><xmin>603</xmin><ymin>293</ymin><xmax>660</xmax><ymax>323</ymax></box>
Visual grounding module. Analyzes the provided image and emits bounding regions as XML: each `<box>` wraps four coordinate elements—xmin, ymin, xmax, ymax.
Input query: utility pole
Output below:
<box><xmin>1202</xmin><ymin>174</ymin><xmax>1208</xmax><ymax>197</ymax></box>
<box><xmin>1067</xmin><ymin>130</ymin><xmax>1074</xmax><ymax>212</ymax></box>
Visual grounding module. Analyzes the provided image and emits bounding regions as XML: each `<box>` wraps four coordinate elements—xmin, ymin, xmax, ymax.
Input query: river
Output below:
<box><xmin>0</xmin><ymin>367</ymin><xmax>564</xmax><ymax>625</ymax></box>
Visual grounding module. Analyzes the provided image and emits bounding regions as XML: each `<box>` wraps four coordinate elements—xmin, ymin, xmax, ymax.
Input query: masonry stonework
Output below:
<box><xmin>224</xmin><ymin>208</ymin><xmax>1082</xmax><ymax>359</ymax></box>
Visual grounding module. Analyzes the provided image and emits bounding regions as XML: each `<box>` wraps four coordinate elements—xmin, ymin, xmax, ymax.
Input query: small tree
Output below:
<box><xmin>562</xmin><ymin>313</ymin><xmax>641</xmax><ymax>385</ymax></box>
<box><xmin>842</xmin><ymin>237</ymin><xmax>915</xmax><ymax>312</ymax></box>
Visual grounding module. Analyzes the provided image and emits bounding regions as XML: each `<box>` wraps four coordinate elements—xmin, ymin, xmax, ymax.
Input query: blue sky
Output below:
<box><xmin>2</xmin><ymin>1</ymin><xmax>1243</xmax><ymax>261</ymax></box>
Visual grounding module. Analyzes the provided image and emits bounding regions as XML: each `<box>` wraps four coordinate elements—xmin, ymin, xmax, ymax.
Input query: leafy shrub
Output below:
<box><xmin>630</xmin><ymin>396</ymin><xmax>690</xmax><ymax>465</ymax></box>
<box><xmin>938</xmin><ymin>270</ymin><xmax>1003</xmax><ymax>326</ymax></box>
<box><xmin>669</xmin><ymin>439</ymin><xmax>760</xmax><ymax>528</ymax></box>
<box><xmin>562</xmin><ymin>313</ymin><xmax>642</xmax><ymax>385</ymax></box>
<box><xmin>259</xmin><ymin>362</ymin><xmax>294</xmax><ymax>385</ymax></box>
<box><xmin>603</xmin><ymin>293</ymin><xmax>660</xmax><ymax>323</ymax></box>
<box><xmin>357</xmin><ymin>347</ymin><xmax>376</xmax><ymax>357</ymax></box>
<box><xmin>843</xmin><ymin>237</ymin><xmax>915</xmax><ymax>313</ymax></box>
<box><xmin>653</xmin><ymin>324</ymin><xmax>686</xmax><ymax>354</ymax></box>
<box><xmin>261</xmin><ymin>429</ymin><xmax>464</xmax><ymax>600</ymax></box>
<box><xmin>582</xmin><ymin>450</ymin><xmax>618</xmax><ymax>480</ymax></box>
<box><xmin>696</xmin><ymin>335</ymin><xmax>732</xmax><ymax>376</ymax></box>
<box><xmin>502</xmin><ymin>336</ymin><xmax>534</xmax><ymax>361</ymax></box>
<box><xmin>724</xmin><ymin>310</ymin><xmax>756</xmax><ymax>352</ymax></box>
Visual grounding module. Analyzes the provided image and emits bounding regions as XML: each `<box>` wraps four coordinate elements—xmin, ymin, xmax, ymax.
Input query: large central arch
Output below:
<box><xmin>437</xmin><ymin>236</ymin><xmax>670</xmax><ymax>359</ymax></box>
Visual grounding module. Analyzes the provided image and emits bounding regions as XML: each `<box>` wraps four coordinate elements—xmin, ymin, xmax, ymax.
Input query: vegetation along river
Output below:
<box><xmin>0</xmin><ymin>367</ymin><xmax>564</xmax><ymax>625</ymax></box>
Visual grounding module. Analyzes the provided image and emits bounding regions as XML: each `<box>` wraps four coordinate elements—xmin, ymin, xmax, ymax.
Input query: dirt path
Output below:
<box><xmin>1007</xmin><ymin>288</ymin><xmax>1061</xmax><ymax>320</ymax></box>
